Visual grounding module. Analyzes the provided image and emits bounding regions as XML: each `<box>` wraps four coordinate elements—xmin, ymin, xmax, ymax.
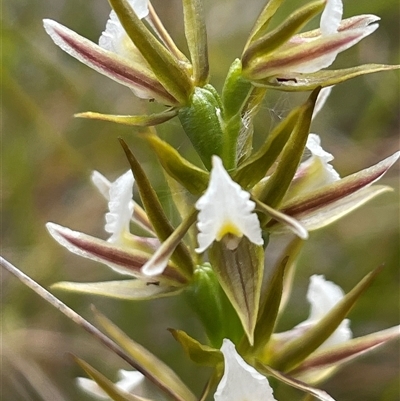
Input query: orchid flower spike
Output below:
<box><xmin>195</xmin><ymin>156</ymin><xmax>263</xmax><ymax>253</ymax></box>
<box><xmin>215</xmin><ymin>339</ymin><xmax>277</xmax><ymax>401</ymax></box>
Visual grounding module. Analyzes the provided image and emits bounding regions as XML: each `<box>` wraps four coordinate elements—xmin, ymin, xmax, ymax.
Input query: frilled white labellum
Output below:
<box><xmin>297</xmin><ymin>275</ymin><xmax>352</xmax><ymax>350</ymax></box>
<box><xmin>214</xmin><ymin>339</ymin><xmax>277</xmax><ymax>401</ymax></box>
<box><xmin>305</xmin><ymin>134</ymin><xmax>340</xmax><ymax>184</ymax></box>
<box><xmin>105</xmin><ymin>170</ymin><xmax>135</xmax><ymax>244</ymax></box>
<box><xmin>320</xmin><ymin>0</ymin><xmax>343</xmax><ymax>35</ymax></box>
<box><xmin>77</xmin><ymin>370</ymin><xmax>145</xmax><ymax>399</ymax></box>
<box><xmin>99</xmin><ymin>0</ymin><xmax>149</xmax><ymax>59</ymax></box>
<box><xmin>195</xmin><ymin>156</ymin><xmax>263</xmax><ymax>253</ymax></box>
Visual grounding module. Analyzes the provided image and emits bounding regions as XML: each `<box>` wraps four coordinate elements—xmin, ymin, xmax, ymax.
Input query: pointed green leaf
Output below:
<box><xmin>268</xmin><ymin>266</ymin><xmax>384</xmax><ymax>372</ymax></box>
<box><xmin>144</xmin><ymin>134</ymin><xmax>209</xmax><ymax>194</ymax></box>
<box><xmin>141</xmin><ymin>209</ymin><xmax>198</xmax><ymax>276</ymax></box>
<box><xmin>178</xmin><ymin>85</ymin><xmax>224</xmax><ymax>170</ymax></box>
<box><xmin>257</xmin><ymin>64</ymin><xmax>400</xmax><ymax>91</ymax></box>
<box><xmin>119</xmin><ymin>139</ymin><xmax>194</xmax><ymax>278</ymax></box>
<box><xmin>73</xmin><ymin>356</ymin><xmax>150</xmax><ymax>401</ymax></box>
<box><xmin>93</xmin><ymin>308</ymin><xmax>197</xmax><ymax>401</ymax></box>
<box><xmin>255</xmin><ymin>363</ymin><xmax>336</xmax><ymax>401</ymax></box>
<box><xmin>169</xmin><ymin>329</ymin><xmax>223</xmax><ymax>366</ymax></box>
<box><xmin>233</xmin><ymin>103</ymin><xmax>300</xmax><ymax>189</ymax></box>
<box><xmin>220</xmin><ymin>59</ymin><xmax>254</xmax><ymax>169</ymax></box>
<box><xmin>51</xmin><ymin>279</ymin><xmax>182</xmax><ymax>300</ymax></box>
<box><xmin>109</xmin><ymin>0</ymin><xmax>193</xmax><ymax>105</ymax></box>
<box><xmin>75</xmin><ymin>108</ymin><xmax>178</xmax><ymax>126</ymax></box>
<box><xmin>245</xmin><ymin>0</ymin><xmax>285</xmax><ymax>47</ymax></box>
<box><xmin>241</xmin><ymin>255</ymin><xmax>288</xmax><ymax>355</ymax></box>
<box><xmin>243</xmin><ymin>0</ymin><xmax>325</xmax><ymax>67</ymax></box>
<box><xmin>257</xmin><ymin>88</ymin><xmax>320</xmax><ymax>209</ymax></box>
<box><xmin>208</xmin><ymin>238</ymin><xmax>264</xmax><ymax>345</ymax></box>
<box><xmin>182</xmin><ymin>0</ymin><xmax>209</xmax><ymax>86</ymax></box>
<box><xmin>289</xmin><ymin>325</ymin><xmax>400</xmax><ymax>378</ymax></box>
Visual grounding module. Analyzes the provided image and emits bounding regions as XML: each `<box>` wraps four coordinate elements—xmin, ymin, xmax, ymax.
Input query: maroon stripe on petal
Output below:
<box><xmin>281</xmin><ymin>152</ymin><xmax>399</xmax><ymax>217</ymax></box>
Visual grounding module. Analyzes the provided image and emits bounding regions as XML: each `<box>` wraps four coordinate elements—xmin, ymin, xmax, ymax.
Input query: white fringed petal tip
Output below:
<box><xmin>105</xmin><ymin>170</ymin><xmax>135</xmax><ymax>243</ymax></box>
<box><xmin>214</xmin><ymin>339</ymin><xmax>277</xmax><ymax>401</ymax></box>
<box><xmin>195</xmin><ymin>156</ymin><xmax>263</xmax><ymax>253</ymax></box>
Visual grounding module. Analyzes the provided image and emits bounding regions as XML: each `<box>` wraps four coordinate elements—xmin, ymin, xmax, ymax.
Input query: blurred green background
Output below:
<box><xmin>1</xmin><ymin>0</ymin><xmax>399</xmax><ymax>400</ymax></box>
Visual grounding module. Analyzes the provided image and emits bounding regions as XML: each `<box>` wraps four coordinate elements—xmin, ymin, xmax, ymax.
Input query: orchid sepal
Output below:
<box><xmin>120</xmin><ymin>139</ymin><xmax>194</xmax><ymax>277</ymax></box>
<box><xmin>109</xmin><ymin>0</ymin><xmax>194</xmax><ymax>106</ymax></box>
<box><xmin>75</xmin><ymin>108</ymin><xmax>179</xmax><ymax>127</ymax></box>
<box><xmin>256</xmin><ymin>87</ymin><xmax>319</xmax><ymax>210</ymax></box>
<box><xmin>289</xmin><ymin>325</ymin><xmax>400</xmax><ymax>383</ymax></box>
<box><xmin>42</xmin><ymin>19</ymin><xmax>179</xmax><ymax>106</ymax></box>
<box><xmin>144</xmin><ymin>133</ymin><xmax>209</xmax><ymax>195</ymax></box>
<box><xmin>255</xmin><ymin>363</ymin><xmax>336</xmax><ymax>401</ymax></box>
<box><xmin>46</xmin><ymin>222</ymin><xmax>186</xmax><ymax>285</ymax></box>
<box><xmin>256</xmin><ymin>63</ymin><xmax>400</xmax><ymax>91</ymax></box>
<box><xmin>208</xmin><ymin>238</ymin><xmax>264</xmax><ymax>346</ymax></box>
<box><xmin>51</xmin><ymin>279</ymin><xmax>182</xmax><ymax>300</ymax></box>
<box><xmin>269</xmin><ymin>151</ymin><xmax>400</xmax><ymax>231</ymax></box>
<box><xmin>169</xmin><ymin>328</ymin><xmax>223</xmax><ymax>366</ymax></box>
<box><xmin>244</xmin><ymin>24</ymin><xmax>378</xmax><ymax>80</ymax></box>
<box><xmin>266</xmin><ymin>266</ymin><xmax>383</xmax><ymax>372</ymax></box>
<box><xmin>242</xmin><ymin>0</ymin><xmax>326</xmax><ymax>66</ymax></box>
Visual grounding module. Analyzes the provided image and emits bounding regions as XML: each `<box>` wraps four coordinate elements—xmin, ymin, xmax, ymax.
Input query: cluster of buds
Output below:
<box><xmin>3</xmin><ymin>0</ymin><xmax>398</xmax><ymax>400</ymax></box>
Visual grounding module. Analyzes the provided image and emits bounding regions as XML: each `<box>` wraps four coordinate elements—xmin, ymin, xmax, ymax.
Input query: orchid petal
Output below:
<box><xmin>298</xmin><ymin>275</ymin><xmax>352</xmax><ymax>350</ymax></box>
<box><xmin>52</xmin><ymin>279</ymin><xmax>181</xmax><ymax>300</ymax></box>
<box><xmin>43</xmin><ymin>19</ymin><xmax>177</xmax><ymax>105</ymax></box>
<box><xmin>292</xmin><ymin>25</ymin><xmax>378</xmax><ymax>73</ymax></box>
<box><xmin>105</xmin><ymin>170</ymin><xmax>135</xmax><ymax>244</ymax></box>
<box><xmin>46</xmin><ymin>222</ymin><xmax>184</xmax><ymax>283</ymax></box>
<box><xmin>280</xmin><ymin>151</ymin><xmax>399</xmax><ymax>221</ymax></box>
<box><xmin>77</xmin><ymin>369</ymin><xmax>145</xmax><ymax>399</ymax></box>
<box><xmin>195</xmin><ymin>156</ymin><xmax>263</xmax><ymax>253</ymax></box>
<box><xmin>91</xmin><ymin>171</ymin><xmax>154</xmax><ymax>235</ymax></box>
<box><xmin>312</xmin><ymin>86</ymin><xmax>333</xmax><ymax>119</ymax></box>
<box><xmin>214</xmin><ymin>339</ymin><xmax>277</xmax><ymax>401</ymax></box>
<box><xmin>100</xmin><ymin>1</ymin><xmax>149</xmax><ymax>60</ymax></box>
<box><xmin>320</xmin><ymin>0</ymin><xmax>343</xmax><ymax>35</ymax></box>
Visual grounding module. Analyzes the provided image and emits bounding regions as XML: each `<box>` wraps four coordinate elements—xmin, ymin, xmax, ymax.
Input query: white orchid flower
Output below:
<box><xmin>275</xmin><ymin>275</ymin><xmax>352</xmax><ymax>351</ymax></box>
<box><xmin>243</xmin><ymin>0</ymin><xmax>380</xmax><ymax>82</ymax></box>
<box><xmin>195</xmin><ymin>156</ymin><xmax>263</xmax><ymax>253</ymax></box>
<box><xmin>214</xmin><ymin>339</ymin><xmax>277</xmax><ymax>401</ymax></box>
